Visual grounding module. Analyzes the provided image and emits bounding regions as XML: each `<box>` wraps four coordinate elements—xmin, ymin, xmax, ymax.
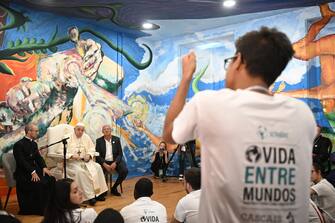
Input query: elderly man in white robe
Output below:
<box><xmin>58</xmin><ymin>123</ymin><xmax>108</xmax><ymax>205</ymax></box>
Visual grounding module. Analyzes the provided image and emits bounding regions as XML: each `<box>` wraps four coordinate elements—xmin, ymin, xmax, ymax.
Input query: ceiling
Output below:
<box><xmin>8</xmin><ymin>0</ymin><xmax>335</xmax><ymax>39</ymax></box>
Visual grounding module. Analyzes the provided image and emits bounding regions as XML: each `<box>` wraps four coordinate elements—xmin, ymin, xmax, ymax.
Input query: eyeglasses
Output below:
<box><xmin>224</xmin><ymin>56</ymin><xmax>237</xmax><ymax>70</ymax></box>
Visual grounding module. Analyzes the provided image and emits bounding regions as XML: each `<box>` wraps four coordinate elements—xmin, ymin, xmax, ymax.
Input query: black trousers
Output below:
<box><xmin>16</xmin><ymin>170</ymin><xmax>55</xmax><ymax>215</ymax></box>
<box><xmin>179</xmin><ymin>148</ymin><xmax>198</xmax><ymax>175</ymax></box>
<box><xmin>104</xmin><ymin>160</ymin><xmax>128</xmax><ymax>190</ymax></box>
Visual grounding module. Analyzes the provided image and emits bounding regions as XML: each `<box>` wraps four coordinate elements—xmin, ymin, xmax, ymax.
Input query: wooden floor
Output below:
<box><xmin>4</xmin><ymin>176</ymin><xmax>185</xmax><ymax>223</ymax></box>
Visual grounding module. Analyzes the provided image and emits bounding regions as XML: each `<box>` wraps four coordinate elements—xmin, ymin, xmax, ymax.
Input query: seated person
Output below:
<box><xmin>57</xmin><ymin>123</ymin><xmax>108</xmax><ymax>205</ymax></box>
<box><xmin>42</xmin><ymin>178</ymin><xmax>97</xmax><ymax>223</ymax></box>
<box><xmin>95</xmin><ymin>125</ymin><xmax>128</xmax><ymax>196</ymax></box>
<box><xmin>313</xmin><ymin>126</ymin><xmax>332</xmax><ymax>174</ymax></box>
<box><xmin>151</xmin><ymin>141</ymin><xmax>169</xmax><ymax>178</ymax></box>
<box><xmin>172</xmin><ymin>167</ymin><xmax>201</xmax><ymax>223</ymax></box>
<box><xmin>120</xmin><ymin>178</ymin><xmax>167</xmax><ymax>223</ymax></box>
<box><xmin>13</xmin><ymin>124</ymin><xmax>55</xmax><ymax>215</ymax></box>
<box><xmin>94</xmin><ymin>208</ymin><xmax>124</xmax><ymax>223</ymax></box>
<box><xmin>311</xmin><ymin>162</ymin><xmax>335</xmax><ymax>222</ymax></box>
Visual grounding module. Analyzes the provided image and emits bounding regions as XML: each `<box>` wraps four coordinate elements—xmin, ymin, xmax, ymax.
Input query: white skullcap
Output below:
<box><xmin>75</xmin><ymin>122</ymin><xmax>85</xmax><ymax>127</ymax></box>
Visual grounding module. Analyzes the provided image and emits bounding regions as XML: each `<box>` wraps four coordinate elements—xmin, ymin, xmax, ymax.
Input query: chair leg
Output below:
<box><xmin>4</xmin><ymin>187</ymin><xmax>12</xmax><ymax>210</ymax></box>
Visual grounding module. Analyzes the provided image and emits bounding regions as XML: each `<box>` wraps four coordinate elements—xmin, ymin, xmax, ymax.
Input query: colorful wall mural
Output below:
<box><xmin>1</xmin><ymin>2</ymin><xmax>335</xmax><ymax>177</ymax></box>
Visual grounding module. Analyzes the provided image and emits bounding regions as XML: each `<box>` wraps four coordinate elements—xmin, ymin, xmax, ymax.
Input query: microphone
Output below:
<box><xmin>41</xmin><ymin>137</ymin><xmax>71</xmax><ymax>150</ymax></box>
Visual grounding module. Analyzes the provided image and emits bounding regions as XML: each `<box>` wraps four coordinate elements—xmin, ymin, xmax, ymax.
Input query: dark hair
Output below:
<box><xmin>94</xmin><ymin>208</ymin><xmax>124</xmax><ymax>223</ymax></box>
<box><xmin>134</xmin><ymin>178</ymin><xmax>153</xmax><ymax>199</ymax></box>
<box><xmin>184</xmin><ymin>167</ymin><xmax>201</xmax><ymax>190</ymax></box>
<box><xmin>159</xmin><ymin>141</ymin><xmax>167</xmax><ymax>148</ymax></box>
<box><xmin>313</xmin><ymin>159</ymin><xmax>325</xmax><ymax>177</ymax></box>
<box><xmin>42</xmin><ymin>178</ymin><xmax>81</xmax><ymax>223</ymax></box>
<box><xmin>235</xmin><ymin>26</ymin><xmax>294</xmax><ymax>86</ymax></box>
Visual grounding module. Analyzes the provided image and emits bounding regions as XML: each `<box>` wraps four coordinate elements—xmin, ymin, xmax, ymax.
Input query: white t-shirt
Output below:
<box><xmin>311</xmin><ymin>179</ymin><xmax>335</xmax><ymax>222</ymax></box>
<box><xmin>174</xmin><ymin>189</ymin><xmax>201</xmax><ymax>223</ymax></box>
<box><xmin>70</xmin><ymin>208</ymin><xmax>97</xmax><ymax>223</ymax></box>
<box><xmin>120</xmin><ymin>197</ymin><xmax>167</xmax><ymax>223</ymax></box>
<box><xmin>309</xmin><ymin>199</ymin><xmax>324</xmax><ymax>223</ymax></box>
<box><xmin>172</xmin><ymin>88</ymin><xmax>316</xmax><ymax>223</ymax></box>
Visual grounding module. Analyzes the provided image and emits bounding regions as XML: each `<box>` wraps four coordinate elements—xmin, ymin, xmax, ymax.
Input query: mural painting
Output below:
<box><xmin>1</xmin><ymin>2</ymin><xmax>335</xmax><ymax>177</ymax></box>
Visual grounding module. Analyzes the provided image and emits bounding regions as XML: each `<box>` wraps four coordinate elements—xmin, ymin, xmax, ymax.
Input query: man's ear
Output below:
<box><xmin>234</xmin><ymin>52</ymin><xmax>243</xmax><ymax>70</ymax></box>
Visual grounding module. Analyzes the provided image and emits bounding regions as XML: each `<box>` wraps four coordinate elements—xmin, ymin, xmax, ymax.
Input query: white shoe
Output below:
<box><xmin>178</xmin><ymin>174</ymin><xmax>184</xmax><ymax>181</ymax></box>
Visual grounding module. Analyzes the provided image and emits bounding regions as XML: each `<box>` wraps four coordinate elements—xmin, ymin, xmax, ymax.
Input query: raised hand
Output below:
<box><xmin>182</xmin><ymin>52</ymin><xmax>197</xmax><ymax>82</ymax></box>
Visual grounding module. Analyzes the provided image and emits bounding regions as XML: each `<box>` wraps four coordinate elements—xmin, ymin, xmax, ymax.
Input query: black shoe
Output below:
<box><xmin>96</xmin><ymin>194</ymin><xmax>106</xmax><ymax>201</ymax></box>
<box><xmin>111</xmin><ymin>188</ymin><xmax>121</xmax><ymax>196</ymax></box>
<box><xmin>88</xmin><ymin>198</ymin><xmax>97</xmax><ymax>206</ymax></box>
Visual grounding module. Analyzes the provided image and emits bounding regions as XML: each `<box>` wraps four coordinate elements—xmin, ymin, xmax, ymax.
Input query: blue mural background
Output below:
<box><xmin>1</xmin><ymin>2</ymin><xmax>335</xmax><ymax>177</ymax></box>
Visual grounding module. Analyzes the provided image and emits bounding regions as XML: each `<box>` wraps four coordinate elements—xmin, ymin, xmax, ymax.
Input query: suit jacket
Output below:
<box><xmin>13</xmin><ymin>137</ymin><xmax>46</xmax><ymax>182</ymax></box>
<box><xmin>95</xmin><ymin>135</ymin><xmax>123</xmax><ymax>166</ymax></box>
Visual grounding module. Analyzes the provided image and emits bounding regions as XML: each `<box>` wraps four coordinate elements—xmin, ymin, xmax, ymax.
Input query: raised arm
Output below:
<box><xmin>163</xmin><ymin>52</ymin><xmax>196</xmax><ymax>144</ymax></box>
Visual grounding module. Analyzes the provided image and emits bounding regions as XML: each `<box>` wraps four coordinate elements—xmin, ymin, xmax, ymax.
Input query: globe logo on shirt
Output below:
<box><xmin>257</xmin><ymin>125</ymin><xmax>268</xmax><ymax>140</ymax></box>
<box><xmin>245</xmin><ymin>145</ymin><xmax>261</xmax><ymax>163</ymax></box>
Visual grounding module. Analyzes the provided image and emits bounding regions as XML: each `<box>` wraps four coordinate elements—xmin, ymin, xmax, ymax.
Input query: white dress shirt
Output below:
<box><xmin>105</xmin><ymin>138</ymin><xmax>113</xmax><ymax>161</ymax></box>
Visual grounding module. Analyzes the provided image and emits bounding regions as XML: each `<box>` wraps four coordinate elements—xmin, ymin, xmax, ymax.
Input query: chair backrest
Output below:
<box><xmin>2</xmin><ymin>153</ymin><xmax>16</xmax><ymax>187</ymax></box>
<box><xmin>47</xmin><ymin>124</ymin><xmax>74</xmax><ymax>155</ymax></box>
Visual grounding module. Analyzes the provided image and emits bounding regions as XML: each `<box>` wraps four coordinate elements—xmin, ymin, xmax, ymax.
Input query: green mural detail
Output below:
<box><xmin>0</xmin><ymin>3</ymin><xmax>30</xmax><ymax>32</ymax></box>
<box><xmin>192</xmin><ymin>64</ymin><xmax>209</xmax><ymax>93</ymax></box>
<box><xmin>0</xmin><ymin>4</ymin><xmax>153</xmax><ymax>75</ymax></box>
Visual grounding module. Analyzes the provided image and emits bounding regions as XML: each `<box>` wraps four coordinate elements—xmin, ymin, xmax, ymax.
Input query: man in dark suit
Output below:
<box><xmin>95</xmin><ymin>125</ymin><xmax>128</xmax><ymax>196</ymax></box>
<box><xmin>13</xmin><ymin>124</ymin><xmax>55</xmax><ymax>215</ymax></box>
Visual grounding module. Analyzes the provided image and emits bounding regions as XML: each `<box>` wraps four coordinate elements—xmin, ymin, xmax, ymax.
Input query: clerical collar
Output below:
<box><xmin>245</xmin><ymin>85</ymin><xmax>270</xmax><ymax>95</ymax></box>
<box><xmin>25</xmin><ymin>136</ymin><xmax>34</xmax><ymax>142</ymax></box>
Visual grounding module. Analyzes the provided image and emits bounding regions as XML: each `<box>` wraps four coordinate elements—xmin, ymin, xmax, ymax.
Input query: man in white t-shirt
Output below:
<box><xmin>311</xmin><ymin>162</ymin><xmax>335</xmax><ymax>222</ymax></box>
<box><xmin>172</xmin><ymin>167</ymin><xmax>201</xmax><ymax>223</ymax></box>
<box><xmin>163</xmin><ymin>27</ymin><xmax>316</xmax><ymax>222</ymax></box>
<box><xmin>120</xmin><ymin>178</ymin><xmax>167</xmax><ymax>223</ymax></box>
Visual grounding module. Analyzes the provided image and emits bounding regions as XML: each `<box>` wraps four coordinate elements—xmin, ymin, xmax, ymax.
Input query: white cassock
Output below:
<box><xmin>57</xmin><ymin>133</ymin><xmax>108</xmax><ymax>201</ymax></box>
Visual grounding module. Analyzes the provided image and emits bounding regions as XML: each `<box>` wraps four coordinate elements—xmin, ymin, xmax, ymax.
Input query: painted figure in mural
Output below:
<box><xmin>0</xmin><ymin>27</ymin><xmax>132</xmax><ymax>153</ymax></box>
<box><xmin>0</xmin><ymin>4</ymin><xmax>153</xmax><ymax>154</ymax></box>
<box><xmin>285</xmin><ymin>4</ymin><xmax>335</xmax><ymax>113</ymax></box>
<box><xmin>0</xmin><ymin>33</ymin><xmax>101</xmax><ymax>150</ymax></box>
<box><xmin>13</xmin><ymin>123</ymin><xmax>55</xmax><ymax>215</ymax></box>
<box><xmin>133</xmin><ymin>119</ymin><xmax>177</xmax><ymax>151</ymax></box>
<box><xmin>58</xmin><ymin>123</ymin><xmax>108</xmax><ymax>206</ymax></box>
<box><xmin>95</xmin><ymin>124</ymin><xmax>128</xmax><ymax>196</ymax></box>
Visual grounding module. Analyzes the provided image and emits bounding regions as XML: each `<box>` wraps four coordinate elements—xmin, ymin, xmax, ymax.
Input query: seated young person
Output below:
<box><xmin>120</xmin><ymin>178</ymin><xmax>167</xmax><ymax>223</ymax></box>
<box><xmin>42</xmin><ymin>178</ymin><xmax>97</xmax><ymax>223</ymax></box>
<box><xmin>311</xmin><ymin>162</ymin><xmax>335</xmax><ymax>222</ymax></box>
<box><xmin>94</xmin><ymin>208</ymin><xmax>124</xmax><ymax>223</ymax></box>
<box><xmin>172</xmin><ymin>167</ymin><xmax>201</xmax><ymax>223</ymax></box>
